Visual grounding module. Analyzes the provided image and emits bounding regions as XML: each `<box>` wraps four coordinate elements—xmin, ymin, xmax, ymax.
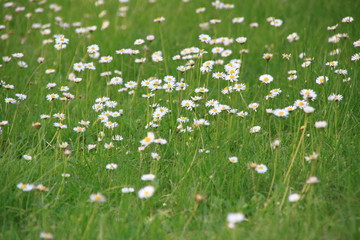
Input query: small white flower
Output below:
<box><xmin>121</xmin><ymin>187</ymin><xmax>135</xmax><ymax>193</ymax></box>
<box><xmin>90</xmin><ymin>193</ymin><xmax>106</xmax><ymax>203</ymax></box>
<box><xmin>23</xmin><ymin>155</ymin><xmax>32</xmax><ymax>161</ymax></box>
<box><xmin>255</xmin><ymin>164</ymin><xmax>268</xmax><ymax>173</ymax></box>
<box><xmin>106</xmin><ymin>163</ymin><xmax>118</xmax><ymax>170</ymax></box>
<box><xmin>288</xmin><ymin>193</ymin><xmax>301</xmax><ymax>202</ymax></box>
<box><xmin>228</xmin><ymin>157</ymin><xmax>238</xmax><ymax>163</ymax></box>
<box><xmin>138</xmin><ymin>186</ymin><xmax>155</xmax><ymax>199</ymax></box>
<box><xmin>314</xmin><ymin>121</ymin><xmax>327</xmax><ymax>128</ymax></box>
<box><xmin>250</xmin><ymin>126</ymin><xmax>261</xmax><ymax>133</ymax></box>
<box><xmin>141</xmin><ymin>174</ymin><xmax>156</xmax><ymax>181</ymax></box>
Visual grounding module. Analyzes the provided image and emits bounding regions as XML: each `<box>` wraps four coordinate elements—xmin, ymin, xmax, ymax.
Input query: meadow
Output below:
<box><xmin>0</xmin><ymin>0</ymin><xmax>359</xmax><ymax>239</ymax></box>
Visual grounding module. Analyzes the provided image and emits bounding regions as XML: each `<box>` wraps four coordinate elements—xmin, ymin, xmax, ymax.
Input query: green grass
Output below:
<box><xmin>0</xmin><ymin>0</ymin><xmax>359</xmax><ymax>239</ymax></box>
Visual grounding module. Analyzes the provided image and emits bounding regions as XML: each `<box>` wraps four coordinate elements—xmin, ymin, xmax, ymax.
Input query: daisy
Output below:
<box><xmin>316</xmin><ymin>76</ymin><xmax>329</xmax><ymax>84</ymax></box>
<box><xmin>248</xmin><ymin>103</ymin><xmax>260</xmax><ymax>111</ymax></box>
<box><xmin>305</xmin><ymin>152</ymin><xmax>319</xmax><ymax>162</ymax></box>
<box><xmin>140</xmin><ymin>132</ymin><xmax>155</xmax><ymax>146</ymax></box>
<box><xmin>40</xmin><ymin>232</ymin><xmax>54</xmax><ymax>239</ymax></box>
<box><xmin>236</xmin><ymin>37</ymin><xmax>247</xmax><ymax>44</ymax></box>
<box><xmin>181</xmin><ymin>100</ymin><xmax>196</xmax><ymax>110</ymax></box>
<box><xmin>303</xmin><ymin>106</ymin><xmax>315</xmax><ymax>113</ymax></box>
<box><xmin>122</xmin><ymin>187</ymin><xmax>135</xmax><ymax>193</ymax></box>
<box><xmin>287</xmin><ymin>32</ymin><xmax>300</xmax><ymax>42</ymax></box>
<box><xmin>315</xmin><ymin>121</ymin><xmax>327</xmax><ymax>128</ymax></box>
<box><xmin>326</xmin><ymin>61</ymin><xmax>338</xmax><ymax>68</ymax></box>
<box><xmin>153</xmin><ymin>17</ymin><xmax>165</xmax><ymax>22</ymax></box>
<box><xmin>351</xmin><ymin>53</ymin><xmax>360</xmax><ymax>61</ymax></box>
<box><xmin>288</xmin><ymin>193</ymin><xmax>301</xmax><ymax>202</ymax></box>
<box><xmin>270</xmin><ymin>139</ymin><xmax>281</xmax><ymax>149</ymax></box>
<box><xmin>250</xmin><ymin>126</ymin><xmax>261</xmax><ymax>133</ymax></box>
<box><xmin>306</xmin><ymin>176</ymin><xmax>320</xmax><ymax>184</ymax></box>
<box><xmin>138</xmin><ymin>186</ymin><xmax>155</xmax><ymax>199</ymax></box>
<box><xmin>255</xmin><ymin>164</ymin><xmax>267</xmax><ymax>173</ymax></box>
<box><xmin>199</xmin><ymin>34</ymin><xmax>211</xmax><ymax>43</ymax></box>
<box><xmin>341</xmin><ymin>16</ymin><xmax>354</xmax><ymax>23</ymax></box>
<box><xmin>112</xmin><ymin>135</ymin><xmax>123</xmax><ymax>141</ymax></box>
<box><xmin>87</xmin><ymin>44</ymin><xmax>99</xmax><ymax>53</ymax></box>
<box><xmin>154</xmin><ymin>138</ymin><xmax>167</xmax><ymax>144</ymax></box>
<box><xmin>17</xmin><ymin>183</ymin><xmax>34</xmax><ymax>191</ymax></box>
<box><xmin>273</xmin><ymin>109</ymin><xmax>289</xmax><ymax>117</ymax></box>
<box><xmin>141</xmin><ymin>174</ymin><xmax>156</xmax><ymax>181</ymax></box>
<box><xmin>259</xmin><ymin>74</ymin><xmax>273</xmax><ymax>84</ymax></box>
<box><xmin>209</xmin><ymin>107</ymin><xmax>222</xmax><ymax>115</ymax></box>
<box><xmin>237</xmin><ymin>111</ymin><xmax>248</xmax><ymax>118</ymax></box>
<box><xmin>99</xmin><ymin>56</ymin><xmax>113</xmax><ymax>63</ymax></box>
<box><xmin>227</xmin><ymin>213</ymin><xmax>245</xmax><ymax>228</ymax></box>
<box><xmin>134</xmin><ymin>39</ymin><xmax>145</xmax><ymax>45</ymax></box>
<box><xmin>17</xmin><ymin>61</ymin><xmax>28</xmax><ymax>68</ymax></box>
<box><xmin>106</xmin><ymin>163</ymin><xmax>118</xmax><ymax>170</ymax></box>
<box><xmin>90</xmin><ymin>193</ymin><xmax>106</xmax><ymax>203</ymax></box>
<box><xmin>73</xmin><ymin>127</ymin><xmax>85</xmax><ymax>133</ymax></box>
<box><xmin>23</xmin><ymin>155</ymin><xmax>32</xmax><ymax>160</ymax></box>
<box><xmin>229</xmin><ymin>157</ymin><xmax>238</xmax><ymax>163</ymax></box>
<box><xmin>270</xmin><ymin>19</ymin><xmax>283</xmax><ymax>27</ymax></box>
<box><xmin>328</xmin><ymin>94</ymin><xmax>343</xmax><ymax>101</ymax></box>
<box><xmin>104</xmin><ymin>142</ymin><xmax>114</xmax><ymax>149</ymax></box>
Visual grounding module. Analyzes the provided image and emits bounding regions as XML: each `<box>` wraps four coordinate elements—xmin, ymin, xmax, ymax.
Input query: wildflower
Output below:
<box><xmin>90</xmin><ymin>193</ymin><xmax>106</xmax><ymax>203</ymax></box>
<box><xmin>17</xmin><ymin>183</ymin><xmax>34</xmax><ymax>191</ymax></box>
<box><xmin>36</xmin><ymin>184</ymin><xmax>49</xmax><ymax>191</ymax></box>
<box><xmin>104</xmin><ymin>142</ymin><xmax>114</xmax><ymax>149</ymax></box>
<box><xmin>351</xmin><ymin>53</ymin><xmax>360</xmax><ymax>61</ymax></box>
<box><xmin>342</xmin><ymin>16</ymin><xmax>354</xmax><ymax>23</ymax></box>
<box><xmin>316</xmin><ymin>76</ymin><xmax>329</xmax><ymax>84</ymax></box>
<box><xmin>304</xmin><ymin>176</ymin><xmax>321</xmax><ymax>184</ymax></box>
<box><xmin>287</xmin><ymin>32</ymin><xmax>300</xmax><ymax>42</ymax></box>
<box><xmin>334</xmin><ymin>69</ymin><xmax>348</xmax><ymax>75</ymax></box>
<box><xmin>99</xmin><ymin>56</ymin><xmax>113</xmax><ymax>63</ymax></box>
<box><xmin>259</xmin><ymin>74</ymin><xmax>273</xmax><ymax>84</ymax></box>
<box><xmin>255</xmin><ymin>164</ymin><xmax>267</xmax><ymax>173</ymax></box>
<box><xmin>288</xmin><ymin>193</ymin><xmax>301</xmax><ymax>202</ymax></box>
<box><xmin>328</xmin><ymin>94</ymin><xmax>343</xmax><ymax>101</ymax></box>
<box><xmin>153</xmin><ymin>17</ymin><xmax>165</xmax><ymax>22</ymax></box>
<box><xmin>227</xmin><ymin>213</ymin><xmax>245</xmax><ymax>228</ymax></box>
<box><xmin>23</xmin><ymin>155</ymin><xmax>32</xmax><ymax>161</ymax></box>
<box><xmin>106</xmin><ymin>163</ymin><xmax>118</xmax><ymax>170</ymax></box>
<box><xmin>151</xmin><ymin>152</ymin><xmax>161</xmax><ymax>160</ymax></box>
<box><xmin>273</xmin><ymin>109</ymin><xmax>289</xmax><ymax>117</ymax></box>
<box><xmin>262</xmin><ymin>53</ymin><xmax>273</xmax><ymax>61</ymax></box>
<box><xmin>229</xmin><ymin>157</ymin><xmax>238</xmax><ymax>163</ymax></box>
<box><xmin>87</xmin><ymin>44</ymin><xmax>99</xmax><ymax>53</ymax></box>
<box><xmin>181</xmin><ymin>100</ymin><xmax>196</xmax><ymax>110</ymax></box>
<box><xmin>141</xmin><ymin>174</ymin><xmax>156</xmax><ymax>181</ymax></box>
<box><xmin>250</xmin><ymin>126</ymin><xmax>261</xmax><ymax>133</ymax></box>
<box><xmin>199</xmin><ymin>34</ymin><xmax>211</xmax><ymax>43</ymax></box>
<box><xmin>305</xmin><ymin>152</ymin><xmax>319</xmax><ymax>162</ymax></box>
<box><xmin>236</xmin><ymin>37</ymin><xmax>247</xmax><ymax>44</ymax></box>
<box><xmin>40</xmin><ymin>232</ymin><xmax>54</xmax><ymax>239</ymax></box>
<box><xmin>303</xmin><ymin>106</ymin><xmax>315</xmax><ymax>113</ymax></box>
<box><xmin>140</xmin><ymin>132</ymin><xmax>155</xmax><ymax>146</ymax></box>
<box><xmin>122</xmin><ymin>187</ymin><xmax>135</xmax><ymax>193</ymax></box>
<box><xmin>314</xmin><ymin>121</ymin><xmax>327</xmax><ymax>128</ymax></box>
<box><xmin>248</xmin><ymin>103</ymin><xmax>259</xmax><ymax>111</ymax></box>
<box><xmin>270</xmin><ymin>19</ymin><xmax>283</xmax><ymax>27</ymax></box>
<box><xmin>270</xmin><ymin>139</ymin><xmax>281</xmax><ymax>149</ymax></box>
<box><xmin>138</xmin><ymin>186</ymin><xmax>155</xmax><ymax>199</ymax></box>
<box><xmin>88</xmin><ymin>144</ymin><xmax>97</xmax><ymax>151</ymax></box>
<box><xmin>282</xmin><ymin>53</ymin><xmax>291</xmax><ymax>60</ymax></box>
<box><xmin>73</xmin><ymin>127</ymin><xmax>86</xmax><ymax>133</ymax></box>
